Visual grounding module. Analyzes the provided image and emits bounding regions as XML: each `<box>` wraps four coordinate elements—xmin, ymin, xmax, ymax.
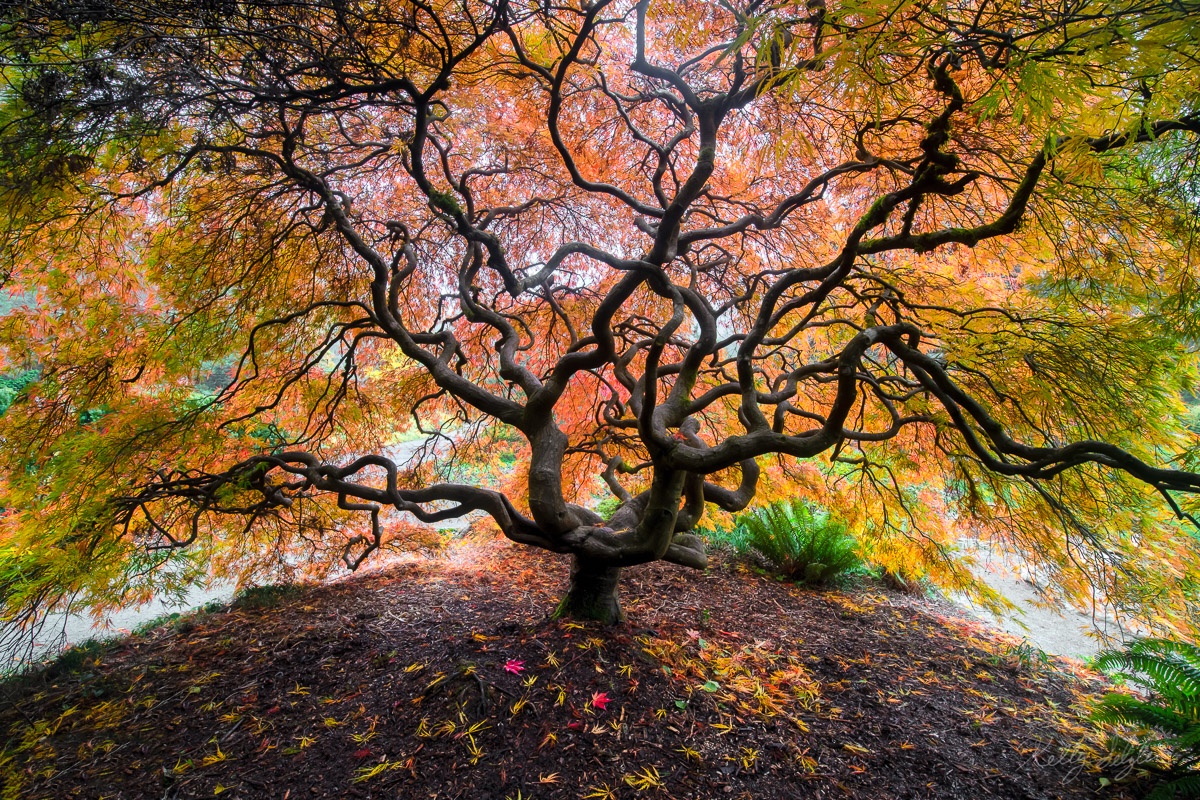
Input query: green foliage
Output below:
<box><xmin>132</xmin><ymin>600</ymin><xmax>225</xmax><ymax>636</ymax></box>
<box><xmin>42</xmin><ymin>638</ymin><xmax>107</xmax><ymax>678</ymax></box>
<box><xmin>987</xmin><ymin>638</ymin><xmax>1051</xmax><ymax>673</ymax></box>
<box><xmin>131</xmin><ymin>611</ymin><xmax>183</xmax><ymax>637</ymax></box>
<box><xmin>0</xmin><ymin>369</ymin><xmax>37</xmax><ymax>416</ymax></box>
<box><xmin>732</xmin><ymin>500</ymin><xmax>862</xmax><ymax>585</ymax></box>
<box><xmin>131</xmin><ymin>609</ymin><xmax>209</xmax><ymax>637</ymax></box>
<box><xmin>2</xmin><ymin>637</ymin><xmax>108</xmax><ymax>686</ymax></box>
<box><xmin>1092</xmin><ymin>638</ymin><xmax>1200</xmax><ymax>798</ymax></box>
<box><xmin>1184</xmin><ymin>401</ymin><xmax>1200</xmax><ymax>435</ymax></box>
<box><xmin>232</xmin><ymin>583</ymin><xmax>302</xmax><ymax>610</ymax></box>
<box><xmin>77</xmin><ymin>406</ymin><xmax>108</xmax><ymax>425</ymax></box>
<box><xmin>696</xmin><ymin>520</ymin><xmax>750</xmax><ymax>556</ymax></box>
<box><xmin>594</xmin><ymin>495</ymin><xmax>622</xmax><ymax>520</ymax></box>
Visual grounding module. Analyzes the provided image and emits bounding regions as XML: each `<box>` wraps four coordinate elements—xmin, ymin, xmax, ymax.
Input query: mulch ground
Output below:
<box><xmin>1</xmin><ymin>537</ymin><xmax>1141</xmax><ymax>799</ymax></box>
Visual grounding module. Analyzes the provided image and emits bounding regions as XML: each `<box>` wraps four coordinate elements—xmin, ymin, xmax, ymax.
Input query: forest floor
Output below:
<box><xmin>1</xmin><ymin>537</ymin><xmax>1145</xmax><ymax>800</ymax></box>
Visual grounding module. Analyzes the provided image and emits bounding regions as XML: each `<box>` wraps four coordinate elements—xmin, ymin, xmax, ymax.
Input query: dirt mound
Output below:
<box><xmin>1</xmin><ymin>540</ymin><xmax>1133</xmax><ymax>799</ymax></box>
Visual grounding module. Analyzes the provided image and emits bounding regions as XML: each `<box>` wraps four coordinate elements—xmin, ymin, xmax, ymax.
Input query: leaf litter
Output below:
<box><xmin>1</xmin><ymin>537</ymin><xmax>1138</xmax><ymax>799</ymax></box>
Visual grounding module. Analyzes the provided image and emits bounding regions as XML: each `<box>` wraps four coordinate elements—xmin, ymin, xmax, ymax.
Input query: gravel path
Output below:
<box><xmin>1</xmin><ymin>583</ymin><xmax>238</xmax><ymax>670</ymax></box>
<box><xmin>952</xmin><ymin>547</ymin><xmax>1131</xmax><ymax>659</ymax></box>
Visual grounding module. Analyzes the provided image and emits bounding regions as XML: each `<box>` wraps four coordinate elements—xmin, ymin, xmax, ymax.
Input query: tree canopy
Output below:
<box><xmin>0</xmin><ymin>0</ymin><xmax>1198</xmax><ymax>633</ymax></box>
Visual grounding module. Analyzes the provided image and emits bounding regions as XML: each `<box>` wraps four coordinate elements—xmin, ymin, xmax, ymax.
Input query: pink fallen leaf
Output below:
<box><xmin>504</xmin><ymin>659</ymin><xmax>525</xmax><ymax>674</ymax></box>
<box><xmin>591</xmin><ymin>691</ymin><xmax>612</xmax><ymax>710</ymax></box>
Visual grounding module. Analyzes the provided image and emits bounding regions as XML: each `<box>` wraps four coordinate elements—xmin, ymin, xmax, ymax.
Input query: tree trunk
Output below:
<box><xmin>553</xmin><ymin>556</ymin><xmax>624</xmax><ymax>624</ymax></box>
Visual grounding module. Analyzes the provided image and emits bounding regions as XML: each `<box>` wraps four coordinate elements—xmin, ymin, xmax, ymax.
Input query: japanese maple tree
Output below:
<box><xmin>1</xmin><ymin>0</ymin><xmax>1199</xmax><ymax>633</ymax></box>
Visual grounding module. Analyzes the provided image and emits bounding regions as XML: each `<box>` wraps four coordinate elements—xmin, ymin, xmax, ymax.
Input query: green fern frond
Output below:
<box><xmin>1148</xmin><ymin>773</ymin><xmax>1200</xmax><ymax>800</ymax></box>
<box><xmin>1093</xmin><ymin>693</ymin><xmax>1191</xmax><ymax>734</ymax></box>
<box><xmin>734</xmin><ymin>499</ymin><xmax>860</xmax><ymax>584</ymax></box>
<box><xmin>1175</xmin><ymin>727</ymin><xmax>1200</xmax><ymax>751</ymax></box>
<box><xmin>1095</xmin><ymin>640</ymin><xmax>1200</xmax><ymax>698</ymax></box>
<box><xmin>1093</xmin><ymin>637</ymin><xmax>1200</xmax><ymax>799</ymax></box>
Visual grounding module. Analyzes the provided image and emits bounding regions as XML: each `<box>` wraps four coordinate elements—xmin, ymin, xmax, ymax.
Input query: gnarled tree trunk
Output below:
<box><xmin>554</xmin><ymin>556</ymin><xmax>624</xmax><ymax>623</ymax></box>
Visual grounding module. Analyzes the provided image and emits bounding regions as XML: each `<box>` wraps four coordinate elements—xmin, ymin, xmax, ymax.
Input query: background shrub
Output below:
<box><xmin>232</xmin><ymin>583</ymin><xmax>302</xmax><ymax>610</ymax></box>
<box><xmin>732</xmin><ymin>499</ymin><xmax>862</xmax><ymax>585</ymax></box>
<box><xmin>0</xmin><ymin>369</ymin><xmax>37</xmax><ymax>416</ymax></box>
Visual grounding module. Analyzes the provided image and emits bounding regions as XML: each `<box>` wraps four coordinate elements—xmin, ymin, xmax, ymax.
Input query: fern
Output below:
<box><xmin>1095</xmin><ymin>639</ymin><xmax>1200</xmax><ymax>699</ymax></box>
<box><xmin>1092</xmin><ymin>638</ymin><xmax>1200</xmax><ymax>798</ymax></box>
<box><xmin>733</xmin><ymin>499</ymin><xmax>861</xmax><ymax>584</ymax></box>
<box><xmin>1093</xmin><ymin>693</ymin><xmax>1190</xmax><ymax>734</ymax></box>
<box><xmin>1148</xmin><ymin>775</ymin><xmax>1200</xmax><ymax>800</ymax></box>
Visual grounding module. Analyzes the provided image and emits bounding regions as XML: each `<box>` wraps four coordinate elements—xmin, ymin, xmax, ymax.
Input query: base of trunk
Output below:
<box><xmin>553</xmin><ymin>558</ymin><xmax>624</xmax><ymax>624</ymax></box>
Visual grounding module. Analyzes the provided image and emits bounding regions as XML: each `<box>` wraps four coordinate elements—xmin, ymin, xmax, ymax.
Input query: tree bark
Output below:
<box><xmin>554</xmin><ymin>556</ymin><xmax>624</xmax><ymax>624</ymax></box>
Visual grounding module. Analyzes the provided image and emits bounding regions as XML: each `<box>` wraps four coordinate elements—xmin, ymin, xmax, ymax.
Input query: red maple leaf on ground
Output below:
<box><xmin>504</xmin><ymin>659</ymin><xmax>525</xmax><ymax>674</ymax></box>
<box><xmin>591</xmin><ymin>692</ymin><xmax>611</xmax><ymax>710</ymax></box>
